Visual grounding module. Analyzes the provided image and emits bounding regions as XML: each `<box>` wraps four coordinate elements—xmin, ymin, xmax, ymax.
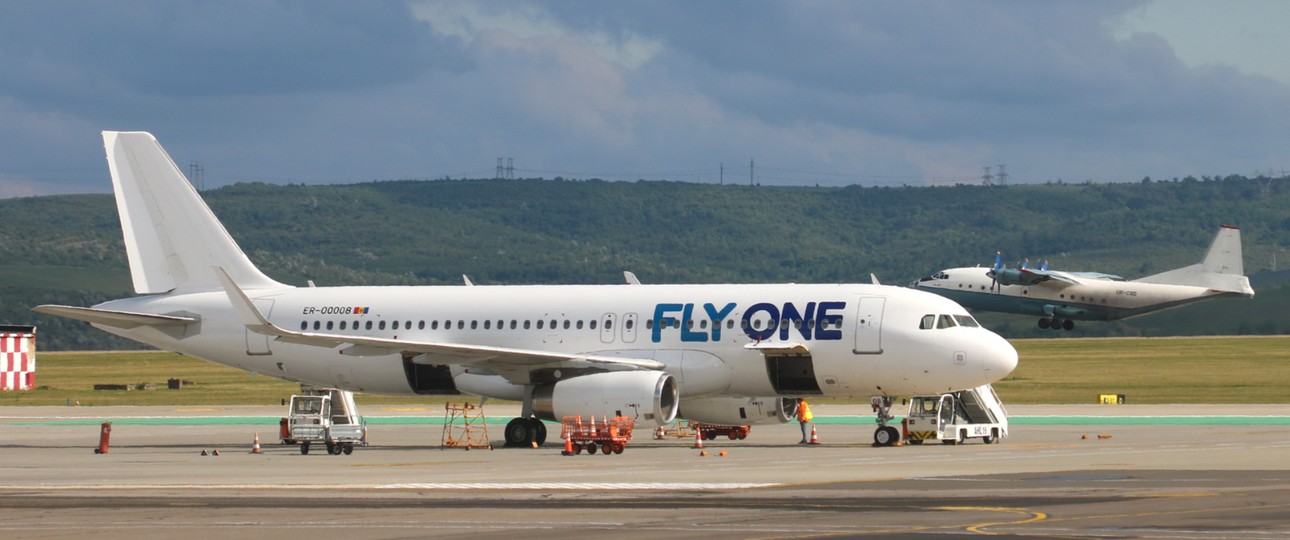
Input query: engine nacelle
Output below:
<box><xmin>532</xmin><ymin>371</ymin><xmax>679</xmax><ymax>427</ymax></box>
<box><xmin>678</xmin><ymin>396</ymin><xmax>797</xmax><ymax>426</ymax></box>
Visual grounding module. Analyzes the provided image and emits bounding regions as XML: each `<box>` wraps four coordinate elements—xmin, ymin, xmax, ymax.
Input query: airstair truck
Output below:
<box><xmin>903</xmin><ymin>384</ymin><xmax>1008</xmax><ymax>445</ymax></box>
<box><xmin>288</xmin><ymin>388</ymin><xmax>367</xmax><ymax>455</ymax></box>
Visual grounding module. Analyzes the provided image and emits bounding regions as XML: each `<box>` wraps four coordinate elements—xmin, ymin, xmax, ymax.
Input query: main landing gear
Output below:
<box><xmin>503</xmin><ymin>417</ymin><xmax>548</xmax><ymax>447</ymax></box>
<box><xmin>871</xmin><ymin>396</ymin><xmax>901</xmax><ymax>446</ymax></box>
<box><xmin>1037</xmin><ymin>317</ymin><xmax>1074</xmax><ymax>331</ymax></box>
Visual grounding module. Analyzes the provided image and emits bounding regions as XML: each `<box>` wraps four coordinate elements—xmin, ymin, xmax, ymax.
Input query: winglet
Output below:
<box><xmin>624</xmin><ymin>271</ymin><xmax>641</xmax><ymax>285</ymax></box>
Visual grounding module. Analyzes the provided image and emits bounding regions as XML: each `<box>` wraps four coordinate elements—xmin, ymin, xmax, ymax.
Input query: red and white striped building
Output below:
<box><xmin>0</xmin><ymin>326</ymin><xmax>36</xmax><ymax>391</ymax></box>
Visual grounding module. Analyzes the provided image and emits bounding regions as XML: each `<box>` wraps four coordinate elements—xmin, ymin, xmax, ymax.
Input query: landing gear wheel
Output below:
<box><xmin>1049</xmin><ymin>319</ymin><xmax>1063</xmax><ymax>331</ymax></box>
<box><xmin>342</xmin><ymin>444</ymin><xmax>354</xmax><ymax>455</ymax></box>
<box><xmin>300</xmin><ymin>442</ymin><xmax>310</xmax><ymax>455</ymax></box>
<box><xmin>504</xmin><ymin>418</ymin><xmax>536</xmax><ymax>447</ymax></box>
<box><xmin>1037</xmin><ymin>317</ymin><xmax>1051</xmax><ymax>329</ymax></box>
<box><xmin>1062</xmin><ymin>319</ymin><xmax>1075</xmax><ymax>331</ymax></box>
<box><xmin>873</xmin><ymin>425</ymin><xmax>900</xmax><ymax>446</ymax></box>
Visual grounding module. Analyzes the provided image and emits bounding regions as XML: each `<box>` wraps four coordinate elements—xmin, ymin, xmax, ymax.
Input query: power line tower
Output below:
<box><xmin>981</xmin><ymin>166</ymin><xmax>994</xmax><ymax>186</ymax></box>
<box><xmin>496</xmin><ymin>158</ymin><xmax>515</xmax><ymax>180</ymax></box>
<box><xmin>749</xmin><ymin>159</ymin><xmax>754</xmax><ymax>186</ymax></box>
<box><xmin>188</xmin><ymin>162</ymin><xmax>204</xmax><ymax>191</ymax></box>
<box><xmin>996</xmin><ymin>164</ymin><xmax>1008</xmax><ymax>186</ymax></box>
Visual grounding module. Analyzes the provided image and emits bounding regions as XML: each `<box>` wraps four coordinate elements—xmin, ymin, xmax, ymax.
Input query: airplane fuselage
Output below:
<box><xmin>96</xmin><ymin>282</ymin><xmax>1016</xmax><ymax>399</ymax></box>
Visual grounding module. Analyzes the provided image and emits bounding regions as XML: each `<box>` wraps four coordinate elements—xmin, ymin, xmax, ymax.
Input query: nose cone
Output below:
<box><xmin>981</xmin><ymin>331</ymin><xmax>1019</xmax><ymax>382</ymax></box>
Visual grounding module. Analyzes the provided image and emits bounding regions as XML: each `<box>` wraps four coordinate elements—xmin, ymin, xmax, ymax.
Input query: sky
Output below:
<box><xmin>2</xmin><ymin>0</ymin><xmax>1289</xmax><ymax>197</ymax></box>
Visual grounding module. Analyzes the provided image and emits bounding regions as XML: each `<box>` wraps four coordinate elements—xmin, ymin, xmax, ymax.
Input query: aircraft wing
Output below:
<box><xmin>1017</xmin><ymin>268</ymin><xmax>1081</xmax><ymax>287</ymax></box>
<box><xmin>213</xmin><ymin>267</ymin><xmax>665</xmax><ymax>384</ymax></box>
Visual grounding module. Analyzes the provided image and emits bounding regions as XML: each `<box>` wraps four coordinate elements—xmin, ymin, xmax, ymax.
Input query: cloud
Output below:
<box><xmin>1</xmin><ymin>0</ymin><xmax>1288</xmax><ymax>196</ymax></box>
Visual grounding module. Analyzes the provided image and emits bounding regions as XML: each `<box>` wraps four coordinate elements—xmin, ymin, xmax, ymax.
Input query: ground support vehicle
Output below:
<box><xmin>561</xmin><ymin>416</ymin><xmax>635</xmax><ymax>455</ymax></box>
<box><xmin>902</xmin><ymin>384</ymin><xmax>1008</xmax><ymax>445</ymax></box>
<box><xmin>693</xmin><ymin>422</ymin><xmax>750</xmax><ymax>440</ymax></box>
<box><xmin>287</xmin><ymin>388</ymin><xmax>367</xmax><ymax>455</ymax></box>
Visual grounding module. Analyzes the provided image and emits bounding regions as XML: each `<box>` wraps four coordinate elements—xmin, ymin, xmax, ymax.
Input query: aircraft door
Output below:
<box><xmin>246</xmin><ymin>299</ymin><xmax>274</xmax><ymax>355</ymax></box>
<box><xmin>852</xmin><ymin>297</ymin><xmax>884</xmax><ymax>354</ymax></box>
<box><xmin>599</xmin><ymin>313</ymin><xmax>616</xmax><ymax>344</ymax></box>
<box><xmin>622</xmin><ymin>313</ymin><xmax>638</xmax><ymax>343</ymax></box>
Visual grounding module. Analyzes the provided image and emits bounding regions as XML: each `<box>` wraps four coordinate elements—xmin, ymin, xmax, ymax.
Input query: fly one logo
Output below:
<box><xmin>651</xmin><ymin>301</ymin><xmax>847</xmax><ymax>343</ymax></box>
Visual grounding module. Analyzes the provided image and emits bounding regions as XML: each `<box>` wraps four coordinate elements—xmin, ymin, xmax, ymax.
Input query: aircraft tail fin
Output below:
<box><xmin>1137</xmin><ymin>226</ymin><xmax>1254</xmax><ymax>296</ymax></box>
<box><xmin>103</xmin><ymin>131</ymin><xmax>284</xmax><ymax>294</ymax></box>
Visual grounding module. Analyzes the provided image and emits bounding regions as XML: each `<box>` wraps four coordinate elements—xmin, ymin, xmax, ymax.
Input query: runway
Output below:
<box><xmin>3</xmin><ymin>403</ymin><xmax>1289</xmax><ymax>538</ymax></box>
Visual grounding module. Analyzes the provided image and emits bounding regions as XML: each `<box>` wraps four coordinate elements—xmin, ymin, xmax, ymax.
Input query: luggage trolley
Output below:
<box><xmin>561</xmin><ymin>416</ymin><xmax>635</xmax><ymax>455</ymax></box>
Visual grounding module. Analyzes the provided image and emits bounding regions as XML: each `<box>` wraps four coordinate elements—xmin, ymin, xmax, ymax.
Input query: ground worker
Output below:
<box><xmin>797</xmin><ymin>398</ymin><xmax>814</xmax><ymax>444</ymax></box>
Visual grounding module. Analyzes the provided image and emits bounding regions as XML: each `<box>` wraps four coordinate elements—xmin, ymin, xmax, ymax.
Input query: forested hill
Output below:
<box><xmin>3</xmin><ymin>175</ymin><xmax>1288</xmax><ymax>350</ymax></box>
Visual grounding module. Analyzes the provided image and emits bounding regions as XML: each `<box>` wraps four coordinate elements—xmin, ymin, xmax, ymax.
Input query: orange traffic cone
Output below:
<box><xmin>251</xmin><ymin>433</ymin><xmax>263</xmax><ymax>454</ymax></box>
<box><xmin>693</xmin><ymin>427</ymin><xmax>704</xmax><ymax>449</ymax></box>
<box><xmin>808</xmin><ymin>424</ymin><xmax>820</xmax><ymax>445</ymax></box>
<box><xmin>562</xmin><ymin>432</ymin><xmax>574</xmax><ymax>456</ymax></box>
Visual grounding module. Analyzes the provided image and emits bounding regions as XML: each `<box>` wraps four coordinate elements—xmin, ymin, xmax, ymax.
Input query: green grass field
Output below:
<box><xmin>4</xmin><ymin>336</ymin><xmax>1287</xmax><ymax>406</ymax></box>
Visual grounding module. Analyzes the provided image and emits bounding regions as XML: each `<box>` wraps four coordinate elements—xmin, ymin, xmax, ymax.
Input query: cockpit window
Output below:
<box><xmin>953</xmin><ymin>315</ymin><xmax>980</xmax><ymax>328</ymax></box>
<box><xmin>936</xmin><ymin>315</ymin><xmax>957</xmax><ymax>329</ymax></box>
<box><xmin>919</xmin><ymin>315</ymin><xmax>935</xmax><ymax>330</ymax></box>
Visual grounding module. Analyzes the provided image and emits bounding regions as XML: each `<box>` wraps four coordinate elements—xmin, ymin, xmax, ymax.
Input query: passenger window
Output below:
<box><xmin>626</xmin><ymin>319</ymin><xmax>635</xmax><ymax>330</ymax></box>
<box><xmin>537</xmin><ymin>320</ymin><xmax>544</xmax><ymax>330</ymax></box>
<box><xmin>326</xmin><ymin>321</ymin><xmax>334</xmax><ymax>330</ymax></box>
<box><xmin>563</xmin><ymin>320</ymin><xmax>570</xmax><ymax>330</ymax></box>
<box><xmin>510</xmin><ymin>320</ymin><xmax>517</xmax><ymax>329</ymax></box>
<box><xmin>313</xmin><ymin>321</ymin><xmax>320</xmax><ymax>331</ymax></box>
<box><xmin>605</xmin><ymin>320</ymin><xmax>613</xmax><ymax>329</ymax></box>
<box><xmin>590</xmin><ymin>320</ymin><xmax>597</xmax><ymax>330</ymax></box>
<box><xmin>728</xmin><ymin>319</ymin><xmax>736</xmax><ymax>329</ymax></box>
<box><xmin>300</xmin><ymin>321</ymin><xmax>308</xmax><ymax>331</ymax></box>
<box><xmin>418</xmin><ymin>321</ymin><xmax>425</xmax><ymax>330</ymax></box>
<box><xmin>646</xmin><ymin>320</ymin><xmax>654</xmax><ymax>330</ymax></box>
<box><xmin>391</xmin><ymin>321</ymin><xmax>400</xmax><ymax>330</ymax></box>
<box><xmin>379</xmin><ymin>320</ymin><xmax>386</xmax><ymax>330</ymax></box>
<box><xmin>484</xmin><ymin>320</ymin><xmax>491</xmax><ymax>329</ymax></box>
<box><xmin>339</xmin><ymin>321</ymin><xmax>347</xmax><ymax>330</ymax></box>
<box><xmin>471</xmin><ymin>321</ymin><xmax>478</xmax><ymax>329</ymax></box>
<box><xmin>524</xmin><ymin>321</ymin><xmax>531</xmax><ymax>329</ymax></box>
<box><xmin>432</xmin><ymin>321</ymin><xmax>439</xmax><ymax>330</ymax></box>
<box><xmin>457</xmin><ymin>320</ymin><xmax>464</xmax><ymax>330</ymax></box>
<box><xmin>365</xmin><ymin>321</ymin><xmax>373</xmax><ymax>330</ymax></box>
<box><xmin>576</xmin><ymin>320</ymin><xmax>584</xmax><ymax>330</ymax></box>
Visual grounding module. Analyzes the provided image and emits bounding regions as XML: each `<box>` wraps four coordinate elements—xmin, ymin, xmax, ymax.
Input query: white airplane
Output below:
<box><xmin>36</xmin><ymin>132</ymin><xmax>1017</xmax><ymax>447</ymax></box>
<box><xmin>912</xmin><ymin>226</ymin><xmax>1255</xmax><ymax>331</ymax></box>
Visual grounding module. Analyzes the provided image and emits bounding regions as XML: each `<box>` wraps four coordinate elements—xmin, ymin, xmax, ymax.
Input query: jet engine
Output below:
<box><xmin>531</xmin><ymin>371</ymin><xmax>678</xmax><ymax>427</ymax></box>
<box><xmin>678</xmin><ymin>396</ymin><xmax>797</xmax><ymax>426</ymax></box>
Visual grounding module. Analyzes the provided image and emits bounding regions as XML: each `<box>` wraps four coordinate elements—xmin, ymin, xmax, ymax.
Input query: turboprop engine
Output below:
<box><xmin>677</xmin><ymin>396</ymin><xmax>798</xmax><ymax>425</ymax></box>
<box><xmin>531</xmin><ymin>371</ymin><xmax>679</xmax><ymax>427</ymax></box>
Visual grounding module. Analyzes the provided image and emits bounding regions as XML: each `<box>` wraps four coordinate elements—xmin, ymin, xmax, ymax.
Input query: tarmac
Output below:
<box><xmin>3</xmin><ymin>403</ymin><xmax>1290</xmax><ymax>539</ymax></box>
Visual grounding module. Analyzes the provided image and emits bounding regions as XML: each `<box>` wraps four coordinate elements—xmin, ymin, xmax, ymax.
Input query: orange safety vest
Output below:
<box><xmin>797</xmin><ymin>401</ymin><xmax>813</xmax><ymax>423</ymax></box>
